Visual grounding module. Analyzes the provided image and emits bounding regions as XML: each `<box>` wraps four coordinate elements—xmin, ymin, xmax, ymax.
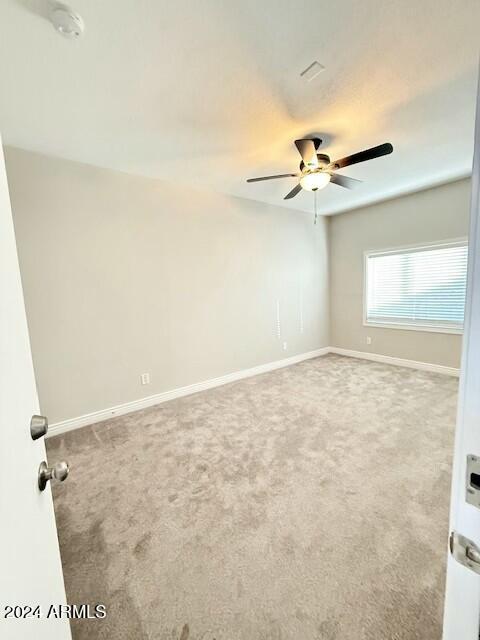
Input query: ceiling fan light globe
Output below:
<box><xmin>300</xmin><ymin>172</ymin><xmax>331</xmax><ymax>191</ymax></box>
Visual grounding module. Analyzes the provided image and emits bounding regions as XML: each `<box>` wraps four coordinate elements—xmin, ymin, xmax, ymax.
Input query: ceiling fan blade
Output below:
<box><xmin>246</xmin><ymin>173</ymin><xmax>299</xmax><ymax>183</ymax></box>
<box><xmin>329</xmin><ymin>143</ymin><xmax>393</xmax><ymax>170</ymax></box>
<box><xmin>284</xmin><ymin>183</ymin><xmax>303</xmax><ymax>200</ymax></box>
<box><xmin>329</xmin><ymin>173</ymin><xmax>363</xmax><ymax>189</ymax></box>
<box><xmin>294</xmin><ymin>139</ymin><xmax>319</xmax><ymax>169</ymax></box>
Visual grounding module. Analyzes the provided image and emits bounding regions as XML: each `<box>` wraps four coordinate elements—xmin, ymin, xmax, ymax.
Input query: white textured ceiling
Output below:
<box><xmin>0</xmin><ymin>0</ymin><xmax>478</xmax><ymax>214</ymax></box>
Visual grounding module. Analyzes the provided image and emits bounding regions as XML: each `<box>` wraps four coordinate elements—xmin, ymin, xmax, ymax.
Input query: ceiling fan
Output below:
<box><xmin>246</xmin><ymin>139</ymin><xmax>393</xmax><ymax>200</ymax></box>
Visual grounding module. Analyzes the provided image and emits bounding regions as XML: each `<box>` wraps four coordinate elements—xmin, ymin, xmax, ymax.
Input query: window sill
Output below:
<box><xmin>363</xmin><ymin>321</ymin><xmax>463</xmax><ymax>335</ymax></box>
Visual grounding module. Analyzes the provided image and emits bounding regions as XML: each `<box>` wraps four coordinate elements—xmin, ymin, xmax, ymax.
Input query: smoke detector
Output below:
<box><xmin>49</xmin><ymin>3</ymin><xmax>84</xmax><ymax>38</ymax></box>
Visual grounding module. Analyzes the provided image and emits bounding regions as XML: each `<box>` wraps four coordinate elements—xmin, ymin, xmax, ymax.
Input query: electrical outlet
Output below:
<box><xmin>366</xmin><ymin>336</ymin><xmax>372</xmax><ymax>345</ymax></box>
<box><xmin>140</xmin><ymin>373</ymin><xmax>150</xmax><ymax>385</ymax></box>
<box><xmin>282</xmin><ymin>341</ymin><xmax>288</xmax><ymax>351</ymax></box>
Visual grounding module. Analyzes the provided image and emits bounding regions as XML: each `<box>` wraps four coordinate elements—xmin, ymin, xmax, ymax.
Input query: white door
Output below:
<box><xmin>0</xmin><ymin>138</ymin><xmax>71</xmax><ymax>639</ymax></box>
<box><xmin>442</xmin><ymin>70</ymin><xmax>480</xmax><ymax>639</ymax></box>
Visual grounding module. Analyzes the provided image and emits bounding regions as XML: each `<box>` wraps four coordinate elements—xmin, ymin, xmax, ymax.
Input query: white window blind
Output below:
<box><xmin>365</xmin><ymin>241</ymin><xmax>468</xmax><ymax>332</ymax></box>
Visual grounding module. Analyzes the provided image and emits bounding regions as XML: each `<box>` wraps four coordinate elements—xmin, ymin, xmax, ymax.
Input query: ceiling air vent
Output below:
<box><xmin>300</xmin><ymin>61</ymin><xmax>325</xmax><ymax>82</ymax></box>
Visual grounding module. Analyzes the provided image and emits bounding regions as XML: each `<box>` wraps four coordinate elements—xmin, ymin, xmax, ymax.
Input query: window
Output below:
<box><xmin>364</xmin><ymin>241</ymin><xmax>468</xmax><ymax>333</ymax></box>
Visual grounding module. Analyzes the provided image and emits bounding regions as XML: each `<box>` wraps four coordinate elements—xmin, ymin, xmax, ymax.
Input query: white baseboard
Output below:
<box><xmin>47</xmin><ymin>347</ymin><xmax>330</xmax><ymax>438</ymax></box>
<box><xmin>329</xmin><ymin>347</ymin><xmax>460</xmax><ymax>377</ymax></box>
<box><xmin>47</xmin><ymin>345</ymin><xmax>459</xmax><ymax>438</ymax></box>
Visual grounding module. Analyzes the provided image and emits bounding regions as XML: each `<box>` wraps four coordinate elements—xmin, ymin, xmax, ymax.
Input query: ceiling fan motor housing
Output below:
<box><xmin>300</xmin><ymin>153</ymin><xmax>330</xmax><ymax>172</ymax></box>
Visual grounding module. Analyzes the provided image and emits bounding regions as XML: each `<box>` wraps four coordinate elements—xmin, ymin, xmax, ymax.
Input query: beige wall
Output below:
<box><xmin>7</xmin><ymin>146</ymin><xmax>469</xmax><ymax>424</ymax></box>
<box><xmin>329</xmin><ymin>178</ymin><xmax>471</xmax><ymax>368</ymax></box>
<box><xmin>6</xmin><ymin>147</ymin><xmax>329</xmax><ymax>423</ymax></box>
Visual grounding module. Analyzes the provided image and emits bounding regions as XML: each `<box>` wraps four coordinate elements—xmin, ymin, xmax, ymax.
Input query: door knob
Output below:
<box><xmin>38</xmin><ymin>460</ymin><xmax>69</xmax><ymax>491</ymax></box>
<box><xmin>30</xmin><ymin>415</ymin><xmax>48</xmax><ymax>440</ymax></box>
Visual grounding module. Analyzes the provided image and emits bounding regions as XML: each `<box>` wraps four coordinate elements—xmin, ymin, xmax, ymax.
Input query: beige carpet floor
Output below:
<box><xmin>47</xmin><ymin>354</ymin><xmax>457</xmax><ymax>640</ymax></box>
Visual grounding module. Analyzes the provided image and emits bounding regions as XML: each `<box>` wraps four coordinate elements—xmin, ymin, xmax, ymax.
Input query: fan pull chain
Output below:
<box><xmin>314</xmin><ymin>189</ymin><xmax>318</xmax><ymax>225</ymax></box>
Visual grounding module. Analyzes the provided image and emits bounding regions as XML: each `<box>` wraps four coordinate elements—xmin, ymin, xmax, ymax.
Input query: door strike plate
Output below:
<box><xmin>466</xmin><ymin>454</ymin><xmax>480</xmax><ymax>509</ymax></box>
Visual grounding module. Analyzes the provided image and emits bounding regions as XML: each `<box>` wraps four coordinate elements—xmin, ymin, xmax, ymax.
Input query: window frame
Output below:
<box><xmin>363</xmin><ymin>238</ymin><xmax>468</xmax><ymax>335</ymax></box>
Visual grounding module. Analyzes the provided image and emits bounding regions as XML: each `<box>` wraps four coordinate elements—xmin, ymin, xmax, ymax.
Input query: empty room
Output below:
<box><xmin>2</xmin><ymin>1</ymin><xmax>480</xmax><ymax>639</ymax></box>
